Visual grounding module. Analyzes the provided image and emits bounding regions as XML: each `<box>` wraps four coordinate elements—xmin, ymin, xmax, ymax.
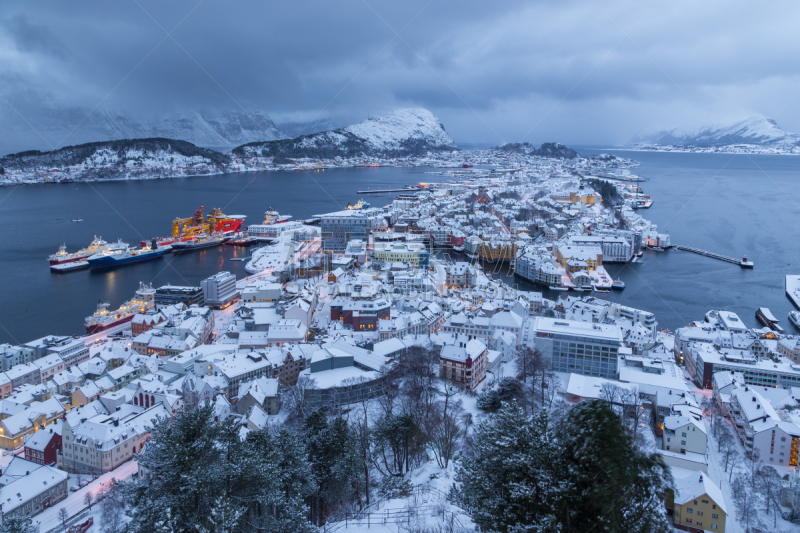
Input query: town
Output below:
<box><xmin>0</xmin><ymin>147</ymin><xmax>797</xmax><ymax>533</ymax></box>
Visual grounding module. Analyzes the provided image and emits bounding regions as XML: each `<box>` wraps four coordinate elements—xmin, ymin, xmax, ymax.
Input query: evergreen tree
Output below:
<box><xmin>556</xmin><ymin>400</ymin><xmax>671</xmax><ymax>533</ymax></box>
<box><xmin>455</xmin><ymin>403</ymin><xmax>561</xmax><ymax>533</ymax></box>
<box><xmin>126</xmin><ymin>403</ymin><xmax>224</xmax><ymax>532</ymax></box>
<box><xmin>0</xmin><ymin>517</ymin><xmax>38</xmax><ymax>533</ymax></box>
<box><xmin>304</xmin><ymin>412</ymin><xmax>363</xmax><ymax>525</ymax></box>
<box><xmin>243</xmin><ymin>429</ymin><xmax>316</xmax><ymax>533</ymax></box>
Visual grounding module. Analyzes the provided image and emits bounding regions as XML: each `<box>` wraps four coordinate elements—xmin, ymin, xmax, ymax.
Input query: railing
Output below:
<box><xmin>323</xmin><ymin>484</ymin><xmax>471</xmax><ymax>532</ymax></box>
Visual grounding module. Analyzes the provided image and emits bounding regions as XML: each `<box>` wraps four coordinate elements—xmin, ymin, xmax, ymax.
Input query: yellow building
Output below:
<box><xmin>551</xmin><ymin>190</ymin><xmax>596</xmax><ymax>205</ymax></box>
<box><xmin>665</xmin><ymin>472</ymin><xmax>726</xmax><ymax>532</ymax></box>
<box><xmin>555</xmin><ymin>244</ymin><xmax>603</xmax><ymax>272</ymax></box>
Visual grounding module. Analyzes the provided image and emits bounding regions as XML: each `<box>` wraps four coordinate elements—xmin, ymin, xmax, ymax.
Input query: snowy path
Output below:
<box><xmin>33</xmin><ymin>460</ymin><xmax>138</xmax><ymax>533</ymax></box>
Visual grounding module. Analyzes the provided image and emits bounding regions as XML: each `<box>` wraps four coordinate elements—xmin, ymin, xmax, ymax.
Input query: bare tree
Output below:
<box><xmin>100</xmin><ymin>482</ymin><xmax>125</xmax><ymax>533</ymax></box>
<box><xmin>599</xmin><ymin>382</ymin><xmax>623</xmax><ymax>407</ymax></box>
<box><xmin>84</xmin><ymin>491</ymin><xmax>94</xmax><ymax>510</ymax></box>
<box><xmin>283</xmin><ymin>374</ymin><xmax>318</xmax><ymax>422</ymax></box>
<box><xmin>718</xmin><ymin>430</ymin><xmax>737</xmax><ymax>473</ymax></box>
<box><xmin>58</xmin><ymin>507</ymin><xmax>69</xmax><ymax>533</ymax></box>
<box><xmin>757</xmin><ymin>466</ymin><xmax>783</xmax><ymax>528</ymax></box>
<box><xmin>541</xmin><ymin>371</ymin><xmax>562</xmax><ymax>409</ymax></box>
<box><xmin>427</xmin><ymin>384</ymin><xmax>467</xmax><ymax>469</ymax></box>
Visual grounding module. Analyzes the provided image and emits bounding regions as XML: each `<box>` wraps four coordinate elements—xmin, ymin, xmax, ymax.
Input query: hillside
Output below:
<box><xmin>629</xmin><ymin>115</ymin><xmax>800</xmax><ymax>152</ymax></box>
<box><xmin>233</xmin><ymin>108</ymin><xmax>458</xmax><ymax>159</ymax></box>
<box><xmin>0</xmin><ymin>92</ymin><xmax>286</xmax><ymax>155</ymax></box>
<box><xmin>0</xmin><ymin>138</ymin><xmax>231</xmax><ymax>181</ymax></box>
<box><xmin>494</xmin><ymin>141</ymin><xmax>579</xmax><ymax>159</ymax></box>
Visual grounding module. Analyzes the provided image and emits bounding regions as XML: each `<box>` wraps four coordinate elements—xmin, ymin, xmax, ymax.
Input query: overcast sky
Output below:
<box><xmin>3</xmin><ymin>0</ymin><xmax>800</xmax><ymax>146</ymax></box>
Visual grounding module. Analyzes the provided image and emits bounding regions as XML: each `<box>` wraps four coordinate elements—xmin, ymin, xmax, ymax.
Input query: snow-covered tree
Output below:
<box><xmin>556</xmin><ymin>400</ymin><xmax>671</xmax><ymax>533</ymax></box>
<box><xmin>455</xmin><ymin>402</ymin><xmax>561</xmax><ymax>533</ymax></box>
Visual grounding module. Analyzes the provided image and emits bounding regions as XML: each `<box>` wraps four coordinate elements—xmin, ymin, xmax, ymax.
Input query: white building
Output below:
<box><xmin>201</xmin><ymin>271</ymin><xmax>239</xmax><ymax>309</ymax></box>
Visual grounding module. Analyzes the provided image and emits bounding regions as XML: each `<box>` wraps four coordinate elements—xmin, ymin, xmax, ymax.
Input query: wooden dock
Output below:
<box><xmin>672</xmin><ymin>245</ymin><xmax>753</xmax><ymax>268</ymax></box>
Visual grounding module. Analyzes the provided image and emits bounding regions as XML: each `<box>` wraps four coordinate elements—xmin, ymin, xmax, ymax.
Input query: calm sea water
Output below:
<box><xmin>509</xmin><ymin>149</ymin><xmax>800</xmax><ymax>332</ymax></box>
<box><xmin>0</xmin><ymin>166</ymin><xmax>442</xmax><ymax>344</ymax></box>
<box><xmin>0</xmin><ymin>151</ymin><xmax>798</xmax><ymax>343</ymax></box>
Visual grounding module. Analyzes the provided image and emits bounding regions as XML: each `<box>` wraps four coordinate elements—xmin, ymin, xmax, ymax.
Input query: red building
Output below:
<box><xmin>24</xmin><ymin>427</ymin><xmax>62</xmax><ymax>466</ymax></box>
<box><xmin>331</xmin><ymin>298</ymin><xmax>391</xmax><ymax>332</ymax></box>
<box><xmin>131</xmin><ymin>312</ymin><xmax>166</xmax><ymax>336</ymax></box>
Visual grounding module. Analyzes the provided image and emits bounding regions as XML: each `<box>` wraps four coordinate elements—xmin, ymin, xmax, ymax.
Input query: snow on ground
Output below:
<box><xmin>33</xmin><ymin>460</ymin><xmax>138</xmax><ymax>533</ymax></box>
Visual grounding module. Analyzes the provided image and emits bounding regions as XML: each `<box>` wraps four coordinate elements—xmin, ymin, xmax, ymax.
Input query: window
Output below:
<box><xmin>697</xmin><ymin>510</ymin><xmax>703</xmax><ymax>516</ymax></box>
<box><xmin>712</xmin><ymin>513</ymin><xmax>718</xmax><ymax>519</ymax></box>
<box><xmin>687</xmin><ymin>508</ymin><xmax>692</xmax><ymax>513</ymax></box>
<box><xmin>712</xmin><ymin>525</ymin><xmax>717</xmax><ymax>530</ymax></box>
<box><xmin>686</xmin><ymin>518</ymin><xmax>692</xmax><ymax>524</ymax></box>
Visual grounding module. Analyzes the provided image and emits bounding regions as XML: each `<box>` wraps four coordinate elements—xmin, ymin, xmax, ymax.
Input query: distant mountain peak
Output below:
<box><xmin>630</xmin><ymin>114</ymin><xmax>799</xmax><ymax>148</ymax></box>
<box><xmin>233</xmin><ymin>108</ymin><xmax>457</xmax><ymax>159</ymax></box>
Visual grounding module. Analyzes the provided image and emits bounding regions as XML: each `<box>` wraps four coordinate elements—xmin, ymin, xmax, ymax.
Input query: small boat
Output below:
<box><xmin>594</xmin><ymin>289</ymin><xmax>610</xmax><ymax>294</ymax></box>
<box><xmin>72</xmin><ymin>218</ymin><xmax>83</xmax><ymax>222</ymax></box>
<box><xmin>649</xmin><ymin>246</ymin><xmax>665</xmax><ymax>252</ymax></box>
<box><xmin>612</xmin><ymin>279</ymin><xmax>625</xmax><ymax>290</ymax></box>
<box><xmin>572</xmin><ymin>287</ymin><xmax>587</xmax><ymax>292</ymax></box>
<box><xmin>789</xmin><ymin>310</ymin><xmax>800</xmax><ymax>330</ymax></box>
<box><xmin>549</xmin><ymin>286</ymin><xmax>569</xmax><ymax>291</ymax></box>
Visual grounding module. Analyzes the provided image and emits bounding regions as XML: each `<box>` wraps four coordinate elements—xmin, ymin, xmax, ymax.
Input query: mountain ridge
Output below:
<box><xmin>234</xmin><ymin>108</ymin><xmax>458</xmax><ymax>159</ymax></box>
<box><xmin>629</xmin><ymin>115</ymin><xmax>800</xmax><ymax>149</ymax></box>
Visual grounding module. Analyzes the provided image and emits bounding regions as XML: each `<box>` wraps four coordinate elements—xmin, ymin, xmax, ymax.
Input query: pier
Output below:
<box><xmin>356</xmin><ymin>187</ymin><xmax>423</xmax><ymax>194</ymax></box>
<box><xmin>672</xmin><ymin>245</ymin><xmax>754</xmax><ymax>268</ymax></box>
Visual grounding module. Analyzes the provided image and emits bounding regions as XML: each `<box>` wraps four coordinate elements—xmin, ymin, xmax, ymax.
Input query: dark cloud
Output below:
<box><xmin>1</xmin><ymin>0</ymin><xmax>798</xmax><ymax>147</ymax></box>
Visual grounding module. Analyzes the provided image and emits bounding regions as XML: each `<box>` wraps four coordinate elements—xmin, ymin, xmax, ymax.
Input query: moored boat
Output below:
<box><xmin>789</xmin><ymin>310</ymin><xmax>800</xmax><ymax>330</ymax></box>
<box><xmin>612</xmin><ymin>278</ymin><xmax>625</xmax><ymax>290</ymax></box>
<box><xmin>85</xmin><ymin>282</ymin><xmax>156</xmax><ymax>334</ymax></box>
<box><xmin>49</xmin><ymin>236</ymin><xmax>128</xmax><ymax>265</ymax></box>
<box><xmin>87</xmin><ymin>246</ymin><xmax>165</xmax><ymax>269</ymax></box>
<box><xmin>171</xmin><ymin>234</ymin><xmax>227</xmax><ymax>252</ymax></box>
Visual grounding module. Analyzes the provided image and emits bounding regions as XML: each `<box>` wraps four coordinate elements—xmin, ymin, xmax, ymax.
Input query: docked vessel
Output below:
<box><xmin>549</xmin><ymin>286</ymin><xmax>568</xmax><ymax>291</ymax></box>
<box><xmin>345</xmin><ymin>199</ymin><xmax>370</xmax><ymax>210</ymax></box>
<box><xmin>140</xmin><ymin>206</ymin><xmax>246</xmax><ymax>247</ymax></box>
<box><xmin>262</xmin><ymin>209</ymin><xmax>292</xmax><ymax>225</ymax></box>
<box><xmin>171</xmin><ymin>234</ymin><xmax>227</xmax><ymax>252</ymax></box>
<box><xmin>85</xmin><ymin>282</ymin><xmax>156</xmax><ymax>334</ymax></box>
<box><xmin>225</xmin><ymin>234</ymin><xmax>258</xmax><ymax>246</ymax></box>
<box><xmin>87</xmin><ymin>246</ymin><xmax>165</xmax><ymax>269</ymax></box>
<box><xmin>789</xmin><ymin>311</ymin><xmax>800</xmax><ymax>330</ymax></box>
<box><xmin>612</xmin><ymin>278</ymin><xmax>625</xmax><ymax>290</ymax></box>
<box><xmin>756</xmin><ymin>307</ymin><xmax>784</xmax><ymax>333</ymax></box>
<box><xmin>48</xmin><ymin>236</ymin><xmax>128</xmax><ymax>265</ymax></box>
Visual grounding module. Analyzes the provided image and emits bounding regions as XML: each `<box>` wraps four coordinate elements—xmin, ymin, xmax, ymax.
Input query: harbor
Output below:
<box><xmin>0</xmin><ymin>151</ymin><xmax>797</xmax><ymax>343</ymax></box>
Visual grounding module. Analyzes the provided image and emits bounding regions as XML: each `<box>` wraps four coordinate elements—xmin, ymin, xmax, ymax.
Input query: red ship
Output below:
<box><xmin>140</xmin><ymin>206</ymin><xmax>246</xmax><ymax>247</ymax></box>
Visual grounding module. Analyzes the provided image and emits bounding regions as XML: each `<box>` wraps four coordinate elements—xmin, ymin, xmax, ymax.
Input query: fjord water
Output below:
<box><xmin>0</xmin><ymin>151</ymin><xmax>798</xmax><ymax>344</ymax></box>
<box><xmin>512</xmin><ymin>149</ymin><xmax>800</xmax><ymax>332</ymax></box>
<box><xmin>0</xmin><ymin>167</ymin><xmax>440</xmax><ymax>344</ymax></box>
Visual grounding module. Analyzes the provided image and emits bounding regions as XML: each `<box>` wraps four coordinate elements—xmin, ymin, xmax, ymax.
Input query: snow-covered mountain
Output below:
<box><xmin>234</xmin><ymin>108</ymin><xmax>458</xmax><ymax>159</ymax></box>
<box><xmin>0</xmin><ymin>94</ymin><xmax>286</xmax><ymax>156</ymax></box>
<box><xmin>276</xmin><ymin>118</ymin><xmax>342</xmax><ymax>139</ymax></box>
<box><xmin>630</xmin><ymin>115</ymin><xmax>800</xmax><ymax>151</ymax></box>
<box><xmin>494</xmin><ymin>142</ymin><xmax>579</xmax><ymax>159</ymax></box>
<box><xmin>0</xmin><ymin>138</ymin><xmax>231</xmax><ymax>182</ymax></box>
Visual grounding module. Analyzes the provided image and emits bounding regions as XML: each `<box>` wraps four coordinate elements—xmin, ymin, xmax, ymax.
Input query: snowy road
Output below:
<box><xmin>33</xmin><ymin>460</ymin><xmax>138</xmax><ymax>533</ymax></box>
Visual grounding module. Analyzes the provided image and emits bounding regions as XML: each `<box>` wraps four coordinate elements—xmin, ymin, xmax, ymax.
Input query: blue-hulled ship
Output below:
<box><xmin>87</xmin><ymin>245</ymin><xmax>165</xmax><ymax>269</ymax></box>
